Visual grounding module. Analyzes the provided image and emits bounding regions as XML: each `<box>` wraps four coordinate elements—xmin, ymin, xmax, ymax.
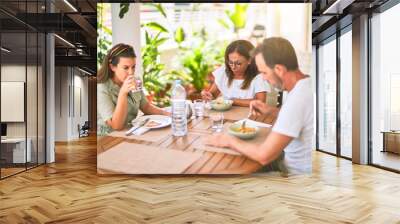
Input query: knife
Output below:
<box><xmin>125</xmin><ymin>118</ymin><xmax>150</xmax><ymax>136</ymax></box>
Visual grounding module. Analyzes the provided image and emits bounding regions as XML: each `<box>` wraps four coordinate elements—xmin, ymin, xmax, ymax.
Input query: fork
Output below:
<box><xmin>246</xmin><ymin>109</ymin><xmax>253</xmax><ymax>120</ymax></box>
<box><xmin>125</xmin><ymin>118</ymin><xmax>150</xmax><ymax>136</ymax></box>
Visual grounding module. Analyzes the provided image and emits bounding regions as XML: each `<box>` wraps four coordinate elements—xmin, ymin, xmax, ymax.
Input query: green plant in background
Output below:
<box><xmin>119</xmin><ymin>3</ymin><xmax>174</xmax><ymax>106</ymax></box>
<box><xmin>140</xmin><ymin>4</ymin><xmax>192</xmax><ymax>106</ymax></box>
<box><xmin>178</xmin><ymin>28</ymin><xmax>224</xmax><ymax>93</ymax></box>
<box><xmin>119</xmin><ymin>3</ymin><xmax>130</xmax><ymax>18</ymax></box>
<box><xmin>218</xmin><ymin>3</ymin><xmax>249</xmax><ymax>34</ymax></box>
<box><xmin>97</xmin><ymin>3</ymin><xmax>112</xmax><ymax>69</ymax></box>
<box><xmin>174</xmin><ymin>26</ymin><xmax>185</xmax><ymax>46</ymax></box>
<box><xmin>118</xmin><ymin>3</ymin><xmax>240</xmax><ymax>103</ymax></box>
<box><xmin>140</xmin><ymin>4</ymin><xmax>173</xmax><ymax>106</ymax></box>
<box><xmin>141</xmin><ymin>31</ymin><xmax>167</xmax><ymax>95</ymax></box>
<box><xmin>181</xmin><ymin>44</ymin><xmax>211</xmax><ymax>93</ymax></box>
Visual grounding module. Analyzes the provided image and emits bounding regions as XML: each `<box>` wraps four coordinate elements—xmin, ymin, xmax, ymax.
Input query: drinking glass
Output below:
<box><xmin>131</xmin><ymin>76</ymin><xmax>142</xmax><ymax>93</ymax></box>
<box><xmin>210</xmin><ymin>112</ymin><xmax>224</xmax><ymax>132</ymax></box>
<box><xmin>193</xmin><ymin>99</ymin><xmax>205</xmax><ymax>117</ymax></box>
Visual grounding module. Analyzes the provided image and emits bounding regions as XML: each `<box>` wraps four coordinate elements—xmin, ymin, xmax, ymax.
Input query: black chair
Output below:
<box><xmin>78</xmin><ymin>121</ymin><xmax>90</xmax><ymax>138</ymax></box>
<box><xmin>277</xmin><ymin>91</ymin><xmax>283</xmax><ymax>108</ymax></box>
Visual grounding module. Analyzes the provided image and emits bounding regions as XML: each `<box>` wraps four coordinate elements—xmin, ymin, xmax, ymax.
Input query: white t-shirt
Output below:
<box><xmin>272</xmin><ymin>78</ymin><xmax>314</xmax><ymax>174</ymax></box>
<box><xmin>213</xmin><ymin>66</ymin><xmax>270</xmax><ymax>99</ymax></box>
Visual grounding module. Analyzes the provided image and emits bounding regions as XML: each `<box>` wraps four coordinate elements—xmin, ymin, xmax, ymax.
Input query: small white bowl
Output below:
<box><xmin>210</xmin><ymin>99</ymin><xmax>233</xmax><ymax>111</ymax></box>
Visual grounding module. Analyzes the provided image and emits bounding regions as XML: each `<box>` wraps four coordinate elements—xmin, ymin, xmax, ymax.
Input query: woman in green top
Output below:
<box><xmin>97</xmin><ymin>43</ymin><xmax>169</xmax><ymax>135</ymax></box>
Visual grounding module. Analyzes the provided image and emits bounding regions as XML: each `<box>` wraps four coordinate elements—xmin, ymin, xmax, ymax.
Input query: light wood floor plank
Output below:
<box><xmin>0</xmin><ymin>135</ymin><xmax>399</xmax><ymax>223</ymax></box>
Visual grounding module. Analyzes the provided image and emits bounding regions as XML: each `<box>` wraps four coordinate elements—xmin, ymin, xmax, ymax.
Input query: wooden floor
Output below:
<box><xmin>1</xmin><ymin>167</ymin><xmax>26</xmax><ymax>178</ymax></box>
<box><xmin>372</xmin><ymin>150</ymin><xmax>400</xmax><ymax>171</ymax></box>
<box><xmin>0</xmin><ymin>136</ymin><xmax>400</xmax><ymax>223</ymax></box>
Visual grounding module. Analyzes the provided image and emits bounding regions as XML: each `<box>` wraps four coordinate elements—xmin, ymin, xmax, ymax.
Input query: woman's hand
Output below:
<box><xmin>119</xmin><ymin>75</ymin><xmax>134</xmax><ymax>96</ymax></box>
<box><xmin>201</xmin><ymin>89</ymin><xmax>213</xmax><ymax>101</ymax></box>
<box><xmin>205</xmin><ymin>133</ymin><xmax>234</xmax><ymax>148</ymax></box>
<box><xmin>162</xmin><ymin>110</ymin><xmax>171</xmax><ymax>117</ymax></box>
<box><xmin>249</xmin><ymin>100</ymin><xmax>270</xmax><ymax>116</ymax></box>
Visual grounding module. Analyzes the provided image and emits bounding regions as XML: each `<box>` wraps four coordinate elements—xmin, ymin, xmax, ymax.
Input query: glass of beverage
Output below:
<box><xmin>210</xmin><ymin>112</ymin><xmax>224</xmax><ymax>132</ymax></box>
<box><xmin>193</xmin><ymin>99</ymin><xmax>205</xmax><ymax>117</ymax></box>
<box><xmin>135</xmin><ymin>77</ymin><xmax>142</xmax><ymax>91</ymax></box>
<box><xmin>131</xmin><ymin>76</ymin><xmax>142</xmax><ymax>93</ymax></box>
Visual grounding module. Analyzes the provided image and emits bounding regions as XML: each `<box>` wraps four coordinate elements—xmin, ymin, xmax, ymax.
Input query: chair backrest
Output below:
<box><xmin>266</xmin><ymin>88</ymin><xmax>283</xmax><ymax>108</ymax></box>
<box><xmin>82</xmin><ymin>121</ymin><xmax>90</xmax><ymax>129</ymax></box>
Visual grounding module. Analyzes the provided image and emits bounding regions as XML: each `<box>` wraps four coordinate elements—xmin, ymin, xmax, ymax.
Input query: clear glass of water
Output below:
<box><xmin>193</xmin><ymin>99</ymin><xmax>205</xmax><ymax>117</ymax></box>
<box><xmin>210</xmin><ymin>112</ymin><xmax>224</xmax><ymax>132</ymax></box>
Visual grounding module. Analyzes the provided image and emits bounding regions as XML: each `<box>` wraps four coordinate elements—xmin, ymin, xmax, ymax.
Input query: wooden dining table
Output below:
<box><xmin>97</xmin><ymin>106</ymin><xmax>279</xmax><ymax>175</ymax></box>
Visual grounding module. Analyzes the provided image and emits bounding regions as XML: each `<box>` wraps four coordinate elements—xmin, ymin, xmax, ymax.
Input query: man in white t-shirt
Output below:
<box><xmin>206</xmin><ymin>37</ymin><xmax>314</xmax><ymax>175</ymax></box>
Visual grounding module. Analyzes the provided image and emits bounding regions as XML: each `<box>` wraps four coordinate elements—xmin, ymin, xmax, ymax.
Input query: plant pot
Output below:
<box><xmin>184</xmin><ymin>84</ymin><xmax>202</xmax><ymax>101</ymax></box>
<box><xmin>146</xmin><ymin>94</ymin><xmax>154</xmax><ymax>103</ymax></box>
<box><xmin>188</xmin><ymin>92</ymin><xmax>202</xmax><ymax>101</ymax></box>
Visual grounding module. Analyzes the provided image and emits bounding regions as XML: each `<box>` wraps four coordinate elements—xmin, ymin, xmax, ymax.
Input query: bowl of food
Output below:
<box><xmin>210</xmin><ymin>97</ymin><xmax>233</xmax><ymax>111</ymax></box>
<box><xmin>228</xmin><ymin>122</ymin><xmax>259</xmax><ymax>140</ymax></box>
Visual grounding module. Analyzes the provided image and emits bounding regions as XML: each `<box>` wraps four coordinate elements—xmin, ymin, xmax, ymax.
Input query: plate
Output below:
<box><xmin>210</xmin><ymin>99</ymin><xmax>233</xmax><ymax>111</ymax></box>
<box><xmin>228</xmin><ymin>123</ymin><xmax>259</xmax><ymax>140</ymax></box>
<box><xmin>131</xmin><ymin>115</ymin><xmax>171</xmax><ymax>129</ymax></box>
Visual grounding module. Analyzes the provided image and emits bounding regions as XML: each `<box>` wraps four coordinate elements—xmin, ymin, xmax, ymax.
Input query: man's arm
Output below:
<box><xmin>232</xmin><ymin>131</ymin><xmax>293</xmax><ymax>165</ymax></box>
<box><xmin>207</xmin><ymin>131</ymin><xmax>293</xmax><ymax>165</ymax></box>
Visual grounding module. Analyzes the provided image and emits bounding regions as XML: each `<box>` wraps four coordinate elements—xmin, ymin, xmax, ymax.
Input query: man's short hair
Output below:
<box><xmin>252</xmin><ymin>37</ymin><xmax>299</xmax><ymax>71</ymax></box>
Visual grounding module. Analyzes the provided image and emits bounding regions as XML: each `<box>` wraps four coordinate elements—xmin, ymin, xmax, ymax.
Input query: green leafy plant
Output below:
<box><xmin>141</xmin><ymin>31</ymin><xmax>167</xmax><ymax>95</ymax></box>
<box><xmin>97</xmin><ymin>3</ymin><xmax>112</xmax><ymax>69</ymax></box>
<box><xmin>174</xmin><ymin>27</ymin><xmax>185</xmax><ymax>45</ymax></box>
<box><xmin>142</xmin><ymin>22</ymin><xmax>169</xmax><ymax>33</ymax></box>
<box><xmin>139</xmin><ymin>4</ymin><xmax>185</xmax><ymax>106</ymax></box>
<box><xmin>177</xmin><ymin>27</ymin><xmax>227</xmax><ymax>94</ymax></box>
<box><xmin>141</xmin><ymin>29</ymin><xmax>191</xmax><ymax>106</ymax></box>
<box><xmin>116</xmin><ymin>3</ymin><xmax>169</xmax><ymax>106</ymax></box>
<box><xmin>218</xmin><ymin>3</ymin><xmax>249</xmax><ymax>34</ymax></box>
<box><xmin>118</xmin><ymin>3</ymin><xmax>235</xmax><ymax>103</ymax></box>
<box><xmin>178</xmin><ymin>29</ymin><xmax>221</xmax><ymax>93</ymax></box>
<box><xmin>119</xmin><ymin>3</ymin><xmax>130</xmax><ymax>19</ymax></box>
<box><xmin>182</xmin><ymin>46</ymin><xmax>211</xmax><ymax>93</ymax></box>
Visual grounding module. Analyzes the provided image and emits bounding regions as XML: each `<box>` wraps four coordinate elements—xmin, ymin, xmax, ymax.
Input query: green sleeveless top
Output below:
<box><xmin>97</xmin><ymin>79</ymin><xmax>148</xmax><ymax>135</ymax></box>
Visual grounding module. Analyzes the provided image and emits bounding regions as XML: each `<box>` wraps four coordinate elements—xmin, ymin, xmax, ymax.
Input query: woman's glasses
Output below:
<box><xmin>228</xmin><ymin>60</ymin><xmax>244</xmax><ymax>67</ymax></box>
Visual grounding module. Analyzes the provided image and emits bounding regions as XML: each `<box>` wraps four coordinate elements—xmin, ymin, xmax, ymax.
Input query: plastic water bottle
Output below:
<box><xmin>171</xmin><ymin>80</ymin><xmax>187</xmax><ymax>137</ymax></box>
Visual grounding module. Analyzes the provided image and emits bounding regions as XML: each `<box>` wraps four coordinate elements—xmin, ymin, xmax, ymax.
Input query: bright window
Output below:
<box><xmin>317</xmin><ymin>37</ymin><xmax>337</xmax><ymax>154</ymax></box>
<box><xmin>339</xmin><ymin>29</ymin><xmax>352</xmax><ymax>158</ymax></box>
<box><xmin>371</xmin><ymin>3</ymin><xmax>400</xmax><ymax>171</ymax></box>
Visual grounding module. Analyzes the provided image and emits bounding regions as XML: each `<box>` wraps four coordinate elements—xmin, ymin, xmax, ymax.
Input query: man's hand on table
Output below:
<box><xmin>205</xmin><ymin>133</ymin><xmax>236</xmax><ymax>148</ymax></box>
<box><xmin>250</xmin><ymin>100</ymin><xmax>277</xmax><ymax>117</ymax></box>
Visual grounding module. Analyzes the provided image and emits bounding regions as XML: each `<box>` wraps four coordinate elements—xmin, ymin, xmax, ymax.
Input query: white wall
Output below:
<box><xmin>1</xmin><ymin>64</ymin><xmax>46</xmax><ymax>164</ymax></box>
<box><xmin>55</xmin><ymin>67</ymin><xmax>68</xmax><ymax>141</ymax></box>
<box><xmin>1</xmin><ymin>65</ymin><xmax>26</xmax><ymax>139</ymax></box>
<box><xmin>72</xmin><ymin>73</ymin><xmax>89</xmax><ymax>138</ymax></box>
<box><xmin>312</xmin><ymin>45</ymin><xmax>317</xmax><ymax>150</ymax></box>
<box><xmin>54</xmin><ymin>67</ymin><xmax>89</xmax><ymax>141</ymax></box>
<box><xmin>1</xmin><ymin>65</ymin><xmax>35</xmax><ymax>137</ymax></box>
